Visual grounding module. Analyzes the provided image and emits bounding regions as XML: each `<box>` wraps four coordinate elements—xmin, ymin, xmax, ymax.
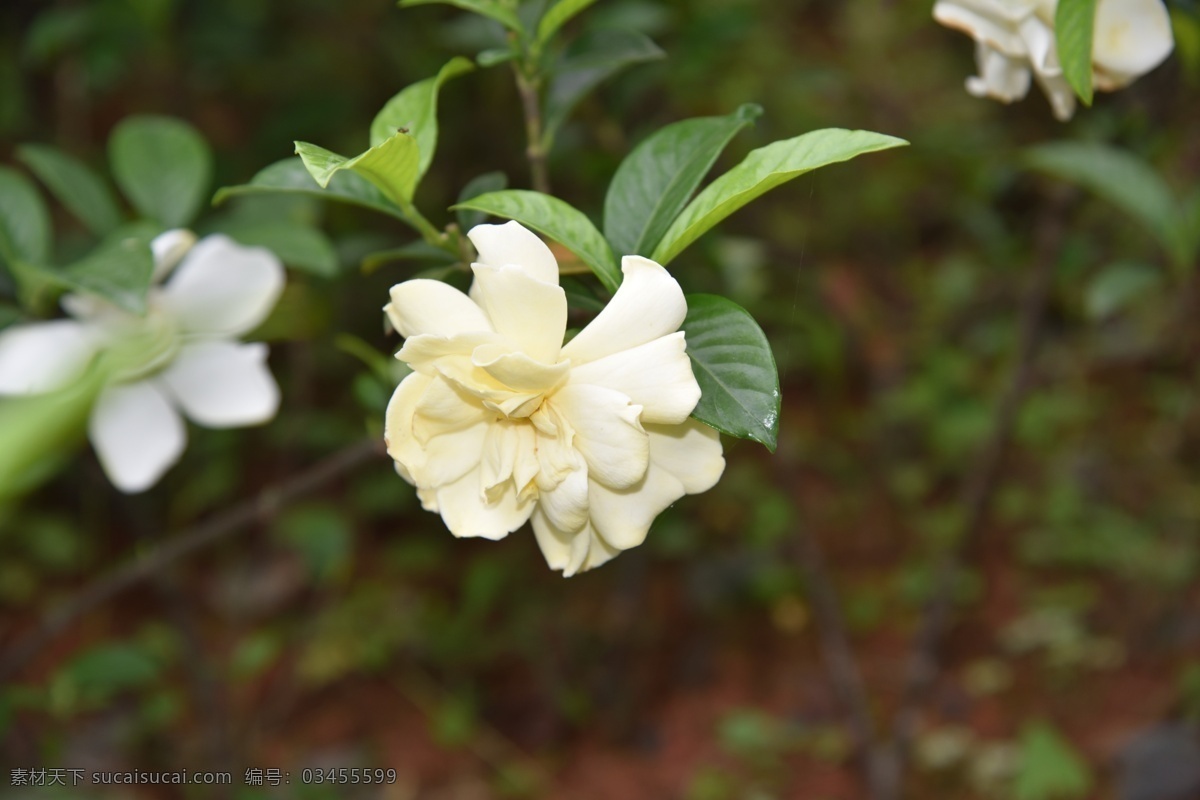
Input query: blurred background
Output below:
<box><xmin>2</xmin><ymin>0</ymin><xmax>1200</xmax><ymax>797</ymax></box>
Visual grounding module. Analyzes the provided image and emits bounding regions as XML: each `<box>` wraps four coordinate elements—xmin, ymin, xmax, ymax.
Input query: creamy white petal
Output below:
<box><xmin>385</xmin><ymin>371</ymin><xmax>434</xmax><ymax>482</ymax></box>
<box><xmin>1031</xmin><ymin>65</ymin><xmax>1077</xmax><ymax>121</ymax></box>
<box><xmin>471</xmin><ymin>264</ymin><xmax>567</xmax><ymax>363</ymax></box>
<box><xmin>89</xmin><ymin>380</ymin><xmax>186</xmax><ymax>493</ymax></box>
<box><xmin>157</xmin><ymin>341</ymin><xmax>279</xmax><ymax>428</ymax></box>
<box><xmin>567</xmin><ymin>332</ymin><xmax>700</xmax><ymax>425</ymax></box>
<box><xmin>586</xmin><ymin>419</ymin><xmax>724</xmax><ymax>550</ymax></box>
<box><xmin>549</xmin><ymin>383</ymin><xmax>648</xmax><ymax>490</ymax></box>
<box><xmin>435</xmin><ymin>466</ymin><xmax>535</xmax><ymax>540</ymax></box>
<box><xmin>480</xmin><ymin>420</ymin><xmax>538</xmax><ymax>500</ymax></box>
<box><xmin>0</xmin><ymin>320</ymin><xmax>99</xmax><ymax>394</ymax></box>
<box><xmin>421</xmin><ymin>419</ymin><xmax>489</xmax><ymax>487</ymax></box>
<box><xmin>467</xmin><ymin>221</ymin><xmax>559</xmax><ymax>286</ymax></box>
<box><xmin>576</xmin><ymin>529</ymin><xmax>620</xmax><ymax>575</ymax></box>
<box><xmin>538</xmin><ymin>464</ymin><xmax>590</xmax><ymax>534</ymax></box>
<box><xmin>1093</xmin><ymin>0</ymin><xmax>1174</xmax><ymax>86</ymax></box>
<box><xmin>472</xmin><ymin>344</ymin><xmax>570</xmax><ymax>393</ymax></box>
<box><xmin>150</xmin><ymin>229</ymin><xmax>197</xmax><ymax>282</ymax></box>
<box><xmin>159</xmin><ymin>235</ymin><xmax>284</xmax><ymax>337</ymax></box>
<box><xmin>560</xmin><ymin>256</ymin><xmax>687</xmax><ymax>365</ymax></box>
<box><xmin>386</xmin><ymin>279</ymin><xmax>492</xmax><ymax>338</ymax></box>
<box><xmin>934</xmin><ymin>0</ymin><xmax>1033</xmax><ymax>55</ymax></box>
<box><xmin>412</xmin><ymin>376</ymin><xmax>490</xmax><ymax>444</ymax></box>
<box><xmin>531</xmin><ymin>506</ymin><xmax>573</xmax><ymax>572</ymax></box>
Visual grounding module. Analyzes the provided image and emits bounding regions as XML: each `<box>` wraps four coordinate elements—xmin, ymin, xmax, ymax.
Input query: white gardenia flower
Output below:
<box><xmin>384</xmin><ymin>221</ymin><xmax>725</xmax><ymax>576</ymax></box>
<box><xmin>934</xmin><ymin>0</ymin><xmax>1174</xmax><ymax>120</ymax></box>
<box><xmin>0</xmin><ymin>230</ymin><xmax>284</xmax><ymax>493</ymax></box>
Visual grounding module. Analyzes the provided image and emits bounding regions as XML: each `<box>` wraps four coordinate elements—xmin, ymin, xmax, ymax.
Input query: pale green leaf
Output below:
<box><xmin>1084</xmin><ymin>262</ymin><xmax>1161</xmax><ymax>319</ymax></box>
<box><xmin>295</xmin><ymin>132</ymin><xmax>420</xmax><ymax>208</ymax></box>
<box><xmin>213</xmin><ymin>158</ymin><xmax>409</xmax><ymax>222</ymax></box>
<box><xmin>683</xmin><ymin>293</ymin><xmax>780</xmax><ymax>451</ymax></box>
<box><xmin>544</xmin><ymin>29</ymin><xmax>664</xmax><ymax>148</ymax></box>
<box><xmin>604</xmin><ymin>104</ymin><xmax>761</xmax><ymax>258</ymax></box>
<box><xmin>16</xmin><ymin>144</ymin><xmax>122</xmax><ymax>235</ymax></box>
<box><xmin>398</xmin><ymin>0</ymin><xmax>525</xmax><ymax>34</ymax></box>
<box><xmin>369</xmin><ymin>57</ymin><xmax>475</xmax><ymax>188</ymax></box>
<box><xmin>1025</xmin><ymin>142</ymin><xmax>1191</xmax><ymax>271</ymax></box>
<box><xmin>1014</xmin><ymin>722</ymin><xmax>1093</xmax><ymax>800</ymax></box>
<box><xmin>653</xmin><ymin>128</ymin><xmax>907</xmax><ymax>265</ymax></box>
<box><xmin>108</xmin><ymin>115</ymin><xmax>212</xmax><ymax>227</ymax></box>
<box><xmin>451</xmin><ymin>189</ymin><xmax>620</xmax><ymax>292</ymax></box>
<box><xmin>0</xmin><ymin>167</ymin><xmax>51</xmax><ymax>266</ymax></box>
<box><xmin>1055</xmin><ymin>0</ymin><xmax>1097</xmax><ymax>105</ymax></box>
<box><xmin>537</xmin><ymin>0</ymin><xmax>598</xmax><ymax>42</ymax></box>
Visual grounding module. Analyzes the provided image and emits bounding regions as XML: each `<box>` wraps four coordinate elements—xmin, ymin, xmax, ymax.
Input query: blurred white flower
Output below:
<box><xmin>934</xmin><ymin>0</ymin><xmax>1174</xmax><ymax>120</ymax></box>
<box><xmin>384</xmin><ymin>221</ymin><xmax>725</xmax><ymax>576</ymax></box>
<box><xmin>0</xmin><ymin>230</ymin><xmax>284</xmax><ymax>492</ymax></box>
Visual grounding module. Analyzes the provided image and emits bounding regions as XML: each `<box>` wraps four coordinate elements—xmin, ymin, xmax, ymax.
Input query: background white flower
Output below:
<box><xmin>384</xmin><ymin>221</ymin><xmax>725</xmax><ymax>576</ymax></box>
<box><xmin>934</xmin><ymin>0</ymin><xmax>1174</xmax><ymax>120</ymax></box>
<box><xmin>0</xmin><ymin>231</ymin><xmax>285</xmax><ymax>493</ymax></box>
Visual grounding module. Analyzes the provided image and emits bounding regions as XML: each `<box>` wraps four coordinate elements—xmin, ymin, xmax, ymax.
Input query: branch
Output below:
<box><xmin>0</xmin><ymin>438</ymin><xmax>383</xmax><ymax>681</ymax></box>
<box><xmin>513</xmin><ymin>65</ymin><xmax>551</xmax><ymax>194</ymax></box>
<box><xmin>878</xmin><ymin>189</ymin><xmax>1071</xmax><ymax>797</ymax></box>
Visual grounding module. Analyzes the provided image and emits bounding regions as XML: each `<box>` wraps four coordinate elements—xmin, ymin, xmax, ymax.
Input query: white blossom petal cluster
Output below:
<box><xmin>0</xmin><ymin>231</ymin><xmax>284</xmax><ymax>493</ymax></box>
<box><xmin>384</xmin><ymin>221</ymin><xmax>725</xmax><ymax>576</ymax></box>
<box><xmin>934</xmin><ymin>0</ymin><xmax>1174</xmax><ymax>120</ymax></box>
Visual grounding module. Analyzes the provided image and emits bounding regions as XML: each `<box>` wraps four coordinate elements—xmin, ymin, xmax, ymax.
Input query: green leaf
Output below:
<box><xmin>16</xmin><ymin>144</ymin><xmax>122</xmax><ymax>235</ymax></box>
<box><xmin>537</xmin><ymin>0</ymin><xmax>598</xmax><ymax>42</ymax></box>
<box><xmin>544</xmin><ymin>29</ymin><xmax>665</xmax><ymax>149</ymax></box>
<box><xmin>273</xmin><ymin>504</ymin><xmax>352</xmax><ymax>584</ymax></box>
<box><xmin>295</xmin><ymin>132</ymin><xmax>420</xmax><ymax>208</ymax></box>
<box><xmin>213</xmin><ymin>158</ymin><xmax>409</xmax><ymax>222</ymax></box>
<box><xmin>1084</xmin><ymin>261</ymin><xmax>1161</xmax><ymax>319</ymax></box>
<box><xmin>1055</xmin><ymin>0</ymin><xmax>1097</xmax><ymax>105</ymax></box>
<box><xmin>1024</xmin><ymin>142</ymin><xmax>1191</xmax><ymax>271</ymax></box>
<box><xmin>683</xmin><ymin>293</ymin><xmax>780</xmax><ymax>451</ymax></box>
<box><xmin>108</xmin><ymin>115</ymin><xmax>212</xmax><ymax>228</ymax></box>
<box><xmin>476</xmin><ymin>47</ymin><xmax>516</xmax><ymax>67</ymax></box>
<box><xmin>361</xmin><ymin>241</ymin><xmax>459</xmax><ymax>274</ymax></box>
<box><xmin>56</xmin><ymin>223</ymin><xmax>157</xmax><ymax>314</ymax></box>
<box><xmin>0</xmin><ymin>167</ymin><xmax>51</xmax><ymax>267</ymax></box>
<box><xmin>653</xmin><ymin>128</ymin><xmax>907</xmax><ymax>265</ymax></box>
<box><xmin>452</xmin><ymin>189</ymin><xmax>620</xmax><ymax>292</ymax></box>
<box><xmin>456</xmin><ymin>170</ymin><xmax>508</xmax><ymax>231</ymax></box>
<box><xmin>368</xmin><ymin>57</ymin><xmax>475</xmax><ymax>189</ymax></box>
<box><xmin>397</xmin><ymin>0</ymin><xmax>525</xmax><ymax>34</ymax></box>
<box><xmin>65</xmin><ymin>642</ymin><xmax>161</xmax><ymax>694</ymax></box>
<box><xmin>604</xmin><ymin>104</ymin><xmax>761</xmax><ymax>258</ymax></box>
<box><xmin>215</xmin><ymin>221</ymin><xmax>339</xmax><ymax>278</ymax></box>
<box><xmin>1014</xmin><ymin>722</ymin><xmax>1093</xmax><ymax>800</ymax></box>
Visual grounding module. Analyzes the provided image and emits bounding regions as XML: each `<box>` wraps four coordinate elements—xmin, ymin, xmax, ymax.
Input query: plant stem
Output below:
<box><xmin>514</xmin><ymin>65</ymin><xmax>551</xmax><ymax>194</ymax></box>
<box><xmin>0</xmin><ymin>438</ymin><xmax>383</xmax><ymax>681</ymax></box>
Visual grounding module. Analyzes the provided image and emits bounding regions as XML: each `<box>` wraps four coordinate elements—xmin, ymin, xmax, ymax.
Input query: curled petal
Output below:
<box><xmin>473</xmin><ymin>345</ymin><xmax>569</xmax><ymax>394</ymax></box>
<box><xmin>412</xmin><ymin>376</ymin><xmax>490</xmax><ymax>444</ymax></box>
<box><xmin>435</xmin><ymin>466</ymin><xmax>535</xmax><ymax>540</ymax></box>
<box><xmin>385</xmin><ymin>372</ymin><xmax>435</xmax><ymax>483</ymax></box>
<box><xmin>538</xmin><ymin>464</ymin><xmax>590</xmax><ymax>534</ymax></box>
<box><xmin>0</xmin><ymin>320</ymin><xmax>99</xmax><ymax>395</ymax></box>
<box><xmin>386</xmin><ymin>280</ymin><xmax>492</xmax><ymax>339</ymax></box>
<box><xmin>150</xmin><ymin>229</ymin><xmax>197</xmax><ymax>282</ymax></box>
<box><xmin>467</xmin><ymin>221</ymin><xmax>559</xmax><ymax>286</ymax></box>
<box><xmin>567</xmin><ymin>332</ymin><xmax>700</xmax><ymax>425</ymax></box>
<box><xmin>549</xmin><ymin>383</ymin><xmax>648</xmax><ymax>490</ymax></box>
<box><xmin>561</xmin><ymin>256</ymin><xmax>687</xmax><ymax>366</ymax></box>
<box><xmin>471</xmin><ymin>264</ymin><xmax>567</xmax><ymax>364</ymax></box>
<box><xmin>934</xmin><ymin>0</ymin><xmax>1034</xmax><ymax>56</ymax></box>
<box><xmin>1093</xmin><ymin>0</ymin><xmax>1174</xmax><ymax>87</ymax></box>
<box><xmin>967</xmin><ymin>43</ymin><xmax>1034</xmax><ymax>102</ymax></box>
<box><xmin>159</xmin><ymin>235</ymin><xmax>284</xmax><ymax>337</ymax></box>
<box><xmin>158</xmin><ymin>341</ymin><xmax>279</xmax><ymax>428</ymax></box>
<box><xmin>421</xmin><ymin>419</ymin><xmax>490</xmax><ymax>487</ymax></box>
<box><xmin>89</xmin><ymin>380</ymin><xmax>186</xmax><ymax>493</ymax></box>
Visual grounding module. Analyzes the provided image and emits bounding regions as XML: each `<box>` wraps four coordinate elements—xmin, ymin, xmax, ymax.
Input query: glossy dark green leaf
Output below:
<box><xmin>1055</xmin><ymin>0</ymin><xmax>1097</xmax><ymax>105</ymax></box>
<box><xmin>216</xmin><ymin>221</ymin><xmax>339</xmax><ymax>278</ymax></box>
<box><xmin>369</xmin><ymin>57</ymin><xmax>475</xmax><ymax>186</ymax></box>
<box><xmin>653</xmin><ymin>129</ymin><xmax>908</xmax><ymax>265</ymax></box>
<box><xmin>398</xmin><ymin>0</ymin><xmax>524</xmax><ymax>34</ymax></box>
<box><xmin>108</xmin><ymin>115</ymin><xmax>212</xmax><ymax>227</ymax></box>
<box><xmin>1025</xmin><ymin>142</ymin><xmax>1191</xmax><ymax>271</ymax></box>
<box><xmin>456</xmin><ymin>171</ymin><xmax>508</xmax><ymax>231</ymax></box>
<box><xmin>604</xmin><ymin>104</ymin><xmax>761</xmax><ymax>258</ymax></box>
<box><xmin>683</xmin><ymin>293</ymin><xmax>780</xmax><ymax>451</ymax></box>
<box><xmin>213</xmin><ymin>158</ymin><xmax>409</xmax><ymax>222</ymax></box>
<box><xmin>0</xmin><ymin>167</ymin><xmax>51</xmax><ymax>267</ymax></box>
<box><xmin>544</xmin><ymin>29</ymin><xmax>664</xmax><ymax>149</ymax></box>
<box><xmin>452</xmin><ymin>189</ymin><xmax>619</xmax><ymax>292</ymax></box>
<box><xmin>295</xmin><ymin>132</ymin><xmax>420</xmax><ymax>207</ymax></box>
<box><xmin>361</xmin><ymin>241</ymin><xmax>459</xmax><ymax>274</ymax></box>
<box><xmin>16</xmin><ymin>144</ymin><xmax>122</xmax><ymax>235</ymax></box>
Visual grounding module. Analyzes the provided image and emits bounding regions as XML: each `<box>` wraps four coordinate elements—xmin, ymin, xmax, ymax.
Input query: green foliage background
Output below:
<box><xmin>1</xmin><ymin>0</ymin><xmax>1199</xmax><ymax>797</ymax></box>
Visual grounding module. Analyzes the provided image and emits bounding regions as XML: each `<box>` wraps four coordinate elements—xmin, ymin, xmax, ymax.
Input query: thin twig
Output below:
<box><xmin>0</xmin><ymin>438</ymin><xmax>383</xmax><ymax>681</ymax></box>
<box><xmin>878</xmin><ymin>189</ymin><xmax>1071</xmax><ymax>798</ymax></box>
<box><xmin>513</xmin><ymin>66</ymin><xmax>551</xmax><ymax>194</ymax></box>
